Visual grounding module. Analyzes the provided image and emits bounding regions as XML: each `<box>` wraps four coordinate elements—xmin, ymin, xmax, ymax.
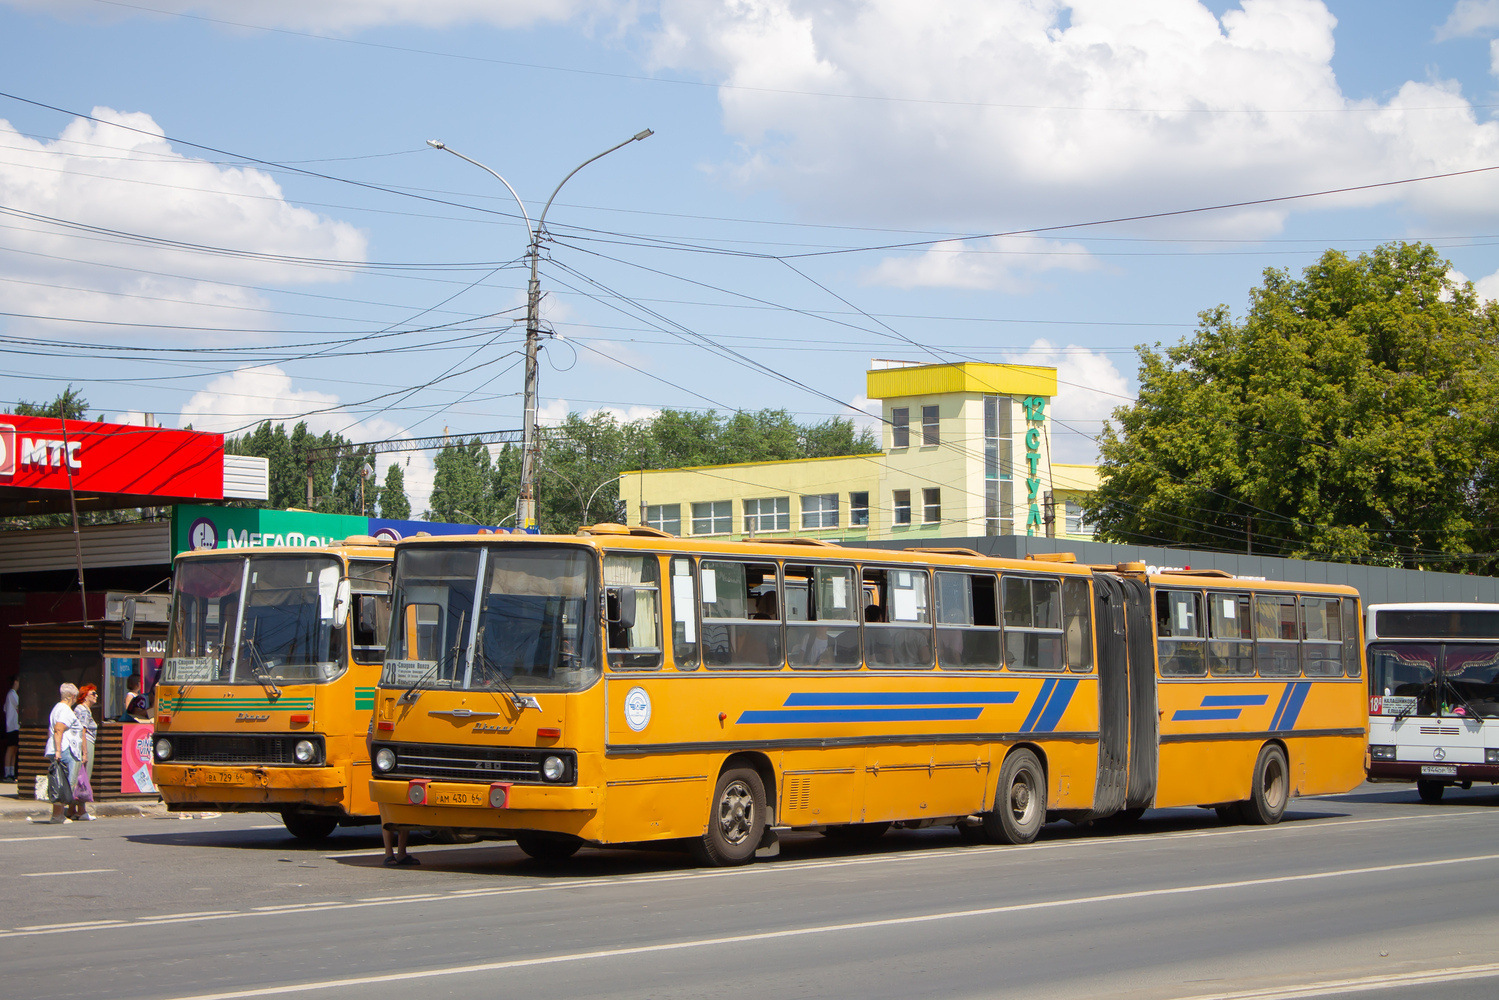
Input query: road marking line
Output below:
<box><xmin>140</xmin><ymin>911</ymin><xmax>235</xmax><ymax>921</ymax></box>
<box><xmin>0</xmin><ymin>807</ymin><xmax>1487</xmax><ymax>938</ymax></box>
<box><xmin>19</xmin><ymin>868</ymin><xmax>115</xmax><ymax>877</ymax></box>
<box><xmin>0</xmin><ymin>835</ymin><xmax>74</xmax><ymax>843</ymax></box>
<box><xmin>15</xmin><ymin>919</ymin><xmax>126</xmax><ymax>931</ymax></box>
<box><xmin>1167</xmin><ymin>961</ymin><xmax>1499</xmax><ymax>999</ymax></box>
<box><xmin>138</xmin><ymin>852</ymin><xmax>1499</xmax><ymax>999</ymax></box>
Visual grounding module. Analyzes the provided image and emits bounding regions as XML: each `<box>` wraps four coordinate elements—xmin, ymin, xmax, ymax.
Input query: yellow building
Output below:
<box><xmin>620</xmin><ymin>361</ymin><xmax>1099</xmax><ymax>543</ymax></box>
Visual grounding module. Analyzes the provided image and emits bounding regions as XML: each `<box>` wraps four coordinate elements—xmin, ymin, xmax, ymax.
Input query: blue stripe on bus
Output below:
<box><xmin>1269</xmin><ymin>684</ymin><xmax>1295</xmax><ymax>730</ymax></box>
<box><xmin>1033</xmin><ymin>678</ymin><xmax>1079</xmax><ymax>732</ymax></box>
<box><xmin>1200</xmin><ymin>695</ymin><xmax>1269</xmax><ymax>707</ymax></box>
<box><xmin>1274</xmin><ymin>682</ymin><xmax>1312</xmax><ymax>731</ymax></box>
<box><xmin>1019</xmin><ymin>678</ymin><xmax>1058</xmax><ymax>733</ymax></box>
<box><xmin>784</xmin><ymin>691</ymin><xmax>1018</xmax><ymax>707</ymax></box>
<box><xmin>1174</xmin><ymin>709</ymin><xmax>1251</xmax><ymax>721</ymax></box>
<box><xmin>737</xmin><ymin>708</ymin><xmax>986</xmax><ymax>724</ymax></box>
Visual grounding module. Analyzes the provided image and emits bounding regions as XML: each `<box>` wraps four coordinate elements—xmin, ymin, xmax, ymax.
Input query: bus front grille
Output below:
<box><xmin>167</xmin><ymin>733</ymin><xmax>322</xmax><ymax>766</ymax></box>
<box><xmin>373</xmin><ymin>742</ymin><xmax>565</xmax><ymax>784</ymax></box>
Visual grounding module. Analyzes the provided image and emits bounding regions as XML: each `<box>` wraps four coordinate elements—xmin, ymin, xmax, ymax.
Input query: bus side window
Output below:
<box><xmin>1062</xmin><ymin>578</ymin><xmax>1093</xmax><ymax>673</ymax></box>
<box><xmin>936</xmin><ymin>571</ymin><xmax>1000</xmax><ymax>669</ymax></box>
<box><xmin>701</xmin><ymin>560</ymin><xmax>782</xmax><ymax>669</ymax></box>
<box><xmin>1341</xmin><ymin>599</ymin><xmax>1361</xmax><ymax>677</ymax></box>
<box><xmin>670</xmin><ymin>557</ymin><xmax>699</xmax><ymax>670</ymax></box>
<box><xmin>404</xmin><ymin>604</ymin><xmax>441</xmax><ymax>664</ymax></box>
<box><xmin>603</xmin><ymin>554</ymin><xmax>663</xmax><ymax>671</ymax></box>
<box><xmin>1156</xmin><ymin>590</ymin><xmax>1205</xmax><ymax>677</ymax></box>
<box><xmin>349</xmin><ymin>560</ymin><xmax>392</xmax><ymax>666</ymax></box>
<box><xmin>1255</xmin><ymin>594</ymin><xmax>1301</xmax><ymax>677</ymax></box>
<box><xmin>1302</xmin><ymin>597</ymin><xmax>1343</xmax><ymax>676</ymax></box>
<box><xmin>1207</xmin><ymin>593</ymin><xmax>1254</xmax><ymax>676</ymax></box>
<box><xmin>786</xmin><ymin>563</ymin><xmax>861</xmax><ymax>669</ymax></box>
<box><xmin>1002</xmin><ymin>576</ymin><xmax>1064</xmax><ymax>672</ymax></box>
<box><xmin>863</xmin><ymin>567</ymin><xmax>934</xmax><ymax>669</ymax></box>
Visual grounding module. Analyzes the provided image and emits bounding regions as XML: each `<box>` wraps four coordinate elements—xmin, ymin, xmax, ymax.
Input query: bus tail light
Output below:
<box><xmin>489</xmin><ymin>783</ymin><xmax>511</xmax><ymax>809</ymax></box>
<box><xmin>376</xmin><ymin>721</ymin><xmax>395</xmax><ymax>733</ymax></box>
<box><xmin>1369</xmin><ymin>745</ymin><xmax>1396</xmax><ymax>761</ymax></box>
<box><xmin>156</xmin><ymin>714</ymin><xmax>171</xmax><ymax>727</ymax></box>
<box><xmin>406</xmin><ymin>779</ymin><xmax>430</xmax><ymax>805</ymax></box>
<box><xmin>291</xmin><ymin>714</ymin><xmax>310</xmax><ymax>725</ymax></box>
<box><xmin>537</xmin><ymin>727</ymin><xmax>561</xmax><ymax>741</ymax></box>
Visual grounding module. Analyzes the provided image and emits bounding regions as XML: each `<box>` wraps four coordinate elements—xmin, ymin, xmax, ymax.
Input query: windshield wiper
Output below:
<box><xmin>240</xmin><ymin>619</ymin><xmax>281</xmax><ymax>701</ymax></box>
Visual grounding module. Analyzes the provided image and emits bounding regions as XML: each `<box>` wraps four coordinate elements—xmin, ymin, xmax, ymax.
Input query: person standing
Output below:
<box><xmin>40</xmin><ymin>683</ymin><xmax>81</xmax><ymax>824</ymax></box>
<box><xmin>119</xmin><ymin>674</ymin><xmax>150</xmax><ymax>721</ymax></box>
<box><xmin>69</xmin><ymin>685</ymin><xmax>98</xmax><ymax>821</ymax></box>
<box><xmin>3</xmin><ymin>677</ymin><xmax>18</xmax><ymax>781</ymax></box>
<box><xmin>366</xmin><ymin>719</ymin><xmax>416</xmax><ymax>866</ymax></box>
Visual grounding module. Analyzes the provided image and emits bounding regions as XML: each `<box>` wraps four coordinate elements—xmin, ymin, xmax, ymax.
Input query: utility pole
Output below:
<box><xmin>427</xmin><ymin>129</ymin><xmax>654</xmax><ymax>531</ymax></box>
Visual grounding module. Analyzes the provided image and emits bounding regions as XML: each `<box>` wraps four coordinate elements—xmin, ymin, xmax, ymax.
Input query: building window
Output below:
<box><xmin>891</xmin><ymin>407</ymin><xmax>909</xmax><ymax>449</ymax></box>
<box><xmin>922</xmin><ymin>405</ymin><xmax>940</xmax><ymax>446</ymax></box>
<box><xmin>893</xmin><ymin>489</ymin><xmax>912</xmax><ymax>526</ymax></box>
<box><xmin>801</xmin><ymin>493</ymin><xmax>838</xmax><ymax>529</ymax></box>
<box><xmin>984</xmin><ymin>395</ymin><xmax>1013</xmax><ymax>536</ymax></box>
<box><xmin>644</xmin><ymin>503</ymin><xmax>680</xmax><ymax>536</ymax></box>
<box><xmin>849</xmin><ymin>492</ymin><xmax>870</xmax><ymax>527</ymax></box>
<box><xmin>923</xmin><ymin>488</ymin><xmax>941</xmax><ymax>524</ymax></box>
<box><xmin>1065</xmin><ymin>500</ymin><xmax>1093</xmax><ymax>537</ymax></box>
<box><xmin>692</xmin><ymin>500</ymin><xmax>732</xmax><ymax>535</ymax></box>
<box><xmin>743</xmin><ymin>496</ymin><xmax>790</xmax><ymax>534</ymax></box>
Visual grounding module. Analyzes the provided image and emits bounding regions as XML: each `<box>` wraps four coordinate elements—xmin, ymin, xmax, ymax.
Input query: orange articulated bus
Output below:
<box><xmin>369</xmin><ymin>526</ymin><xmax>1367</xmax><ymax>865</ymax></box>
<box><xmin>154</xmin><ymin>538</ymin><xmax>393</xmax><ymax>841</ymax></box>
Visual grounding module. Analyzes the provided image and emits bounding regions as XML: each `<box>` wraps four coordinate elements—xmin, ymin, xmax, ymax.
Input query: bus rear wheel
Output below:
<box><xmin>515</xmin><ymin>833</ymin><xmax>582</xmax><ymax>863</ymax></box>
<box><xmin>1241</xmin><ymin>744</ymin><xmax>1290</xmax><ymax>825</ymax></box>
<box><xmin>1416</xmin><ymin>780</ymin><xmax>1446</xmax><ymax>804</ymax></box>
<box><xmin>281</xmin><ymin>811</ymin><xmax>338</xmax><ymax>843</ymax></box>
<box><xmin>982</xmin><ymin>749</ymin><xmax>1047</xmax><ymax>845</ymax></box>
<box><xmin>690</xmin><ymin>767</ymin><xmax>766</xmax><ymax>867</ymax></box>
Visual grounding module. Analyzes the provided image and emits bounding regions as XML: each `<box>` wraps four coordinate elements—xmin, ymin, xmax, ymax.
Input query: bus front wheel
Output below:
<box><xmin>282</xmin><ymin>810</ymin><xmax>338</xmax><ymax>843</ymax></box>
<box><xmin>1241</xmin><ymin>744</ymin><xmax>1289</xmax><ymax>825</ymax></box>
<box><xmin>1416</xmin><ymin>780</ymin><xmax>1446</xmax><ymax>804</ymax></box>
<box><xmin>982</xmin><ymin>749</ymin><xmax>1047</xmax><ymax>845</ymax></box>
<box><xmin>515</xmin><ymin>833</ymin><xmax>582</xmax><ymax>863</ymax></box>
<box><xmin>691</xmin><ymin>767</ymin><xmax>766</xmax><ymax>867</ymax></box>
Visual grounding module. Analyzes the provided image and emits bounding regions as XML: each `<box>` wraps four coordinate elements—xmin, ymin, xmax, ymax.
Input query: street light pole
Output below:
<box><xmin>427</xmin><ymin>129</ymin><xmax>653</xmax><ymax>531</ymax></box>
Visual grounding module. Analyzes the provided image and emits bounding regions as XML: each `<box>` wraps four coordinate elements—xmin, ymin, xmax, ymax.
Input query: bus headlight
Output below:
<box><xmin>154</xmin><ymin>737</ymin><xmax>173</xmax><ymax>761</ymax></box>
<box><xmin>1369</xmin><ymin>745</ymin><xmax>1396</xmax><ymax>761</ymax></box>
<box><xmin>374</xmin><ymin>748</ymin><xmax>396</xmax><ymax>773</ymax></box>
<box><xmin>541</xmin><ymin>756</ymin><xmax>566</xmax><ymax>782</ymax></box>
<box><xmin>294</xmin><ymin>740</ymin><xmax>316</xmax><ymax>764</ymax></box>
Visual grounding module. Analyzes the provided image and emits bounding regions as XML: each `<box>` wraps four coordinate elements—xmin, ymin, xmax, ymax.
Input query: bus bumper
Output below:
<box><xmin>156</xmin><ymin>764</ymin><xmax>351</xmax><ymax>809</ymax></box>
<box><xmin>369</xmin><ymin>778</ymin><xmax>601</xmax><ymax>836</ymax></box>
<box><xmin>1367</xmin><ymin>761</ymin><xmax>1499</xmax><ymax>783</ymax></box>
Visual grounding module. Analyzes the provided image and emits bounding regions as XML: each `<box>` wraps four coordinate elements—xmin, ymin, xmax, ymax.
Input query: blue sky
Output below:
<box><xmin>5</xmin><ymin>0</ymin><xmax>1499</xmax><ymax>513</ymax></box>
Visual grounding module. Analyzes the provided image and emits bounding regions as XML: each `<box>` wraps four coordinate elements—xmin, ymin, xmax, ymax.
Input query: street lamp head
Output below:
<box><xmin>633</xmin><ymin>129</ymin><xmax>654</xmax><ymax>142</ymax></box>
<box><xmin>426</xmin><ymin>139</ymin><xmax>446</xmax><ymax>150</ymax></box>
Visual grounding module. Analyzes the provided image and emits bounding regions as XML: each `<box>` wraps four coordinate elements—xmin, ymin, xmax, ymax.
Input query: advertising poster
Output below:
<box><xmin>119</xmin><ymin>722</ymin><xmax>157</xmax><ymax>794</ymax></box>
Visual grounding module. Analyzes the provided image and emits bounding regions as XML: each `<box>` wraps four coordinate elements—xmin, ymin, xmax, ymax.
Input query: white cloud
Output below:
<box><xmin>1452</xmin><ymin>264</ymin><xmax>1499</xmax><ymax>303</ymax></box>
<box><xmin>0</xmin><ymin>108</ymin><xmax>366</xmax><ymax>343</ymax></box>
<box><xmin>1438</xmin><ymin>1</ymin><xmax>1499</xmax><ymax>40</ymax></box>
<box><xmin>865</xmin><ymin>236</ymin><xmax>1104</xmax><ymax>292</ymax></box>
<box><xmin>177</xmin><ymin>367</ymin><xmax>437</xmax><ymax>516</ymax></box>
<box><xmin>647</xmin><ymin>0</ymin><xmax>1499</xmax><ymax>233</ymax></box>
<box><xmin>1</xmin><ymin>0</ymin><xmax>610</xmax><ymax>31</ymax></box>
<box><xmin>1004</xmin><ymin>339</ymin><xmax>1133</xmax><ymax>464</ymax></box>
<box><xmin>537</xmin><ymin>397</ymin><xmax>661</xmax><ymax>425</ymax></box>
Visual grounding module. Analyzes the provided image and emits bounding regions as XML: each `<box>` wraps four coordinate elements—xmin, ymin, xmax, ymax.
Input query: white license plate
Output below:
<box><xmin>1420</xmin><ymin>765</ymin><xmax>1457</xmax><ymax>777</ymax></box>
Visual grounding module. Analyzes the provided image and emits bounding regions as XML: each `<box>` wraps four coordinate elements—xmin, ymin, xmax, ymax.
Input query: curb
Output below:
<box><xmin>0</xmin><ymin>799</ymin><xmax>170</xmax><ymax>821</ymax></box>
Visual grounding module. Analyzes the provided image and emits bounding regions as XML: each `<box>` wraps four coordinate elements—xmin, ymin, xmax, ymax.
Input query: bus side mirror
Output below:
<box><xmin>332</xmin><ymin>579</ymin><xmax>352</xmax><ymax>629</ymax></box>
<box><xmin>122</xmin><ymin>597</ymin><xmax>137</xmax><ymax>641</ymax></box>
<box><xmin>608</xmin><ymin>587</ymin><xmax>637</xmax><ymax>630</ymax></box>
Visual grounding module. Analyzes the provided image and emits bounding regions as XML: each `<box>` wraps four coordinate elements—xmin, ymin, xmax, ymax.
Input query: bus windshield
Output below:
<box><xmin>382</xmin><ymin>544</ymin><xmax>599</xmax><ymax>694</ymax></box>
<box><xmin>1369</xmin><ymin>642</ymin><xmax>1499</xmax><ymax>718</ymax></box>
<box><xmin>165</xmin><ymin>555</ymin><xmax>348</xmax><ymax>685</ymax></box>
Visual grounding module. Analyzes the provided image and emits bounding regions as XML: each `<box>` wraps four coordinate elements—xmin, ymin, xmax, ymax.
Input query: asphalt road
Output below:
<box><xmin>3</xmin><ymin>783</ymin><xmax>1498</xmax><ymax>1000</ymax></box>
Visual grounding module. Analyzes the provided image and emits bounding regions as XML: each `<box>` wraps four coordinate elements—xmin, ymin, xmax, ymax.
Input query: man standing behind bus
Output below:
<box><xmin>3</xmin><ymin>677</ymin><xmax>19</xmax><ymax>780</ymax></box>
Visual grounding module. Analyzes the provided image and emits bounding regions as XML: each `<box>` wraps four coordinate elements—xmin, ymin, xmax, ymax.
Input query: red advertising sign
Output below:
<box><xmin>119</xmin><ymin>722</ymin><xmax>157</xmax><ymax>794</ymax></box>
<box><xmin>0</xmin><ymin>416</ymin><xmax>224</xmax><ymax>500</ymax></box>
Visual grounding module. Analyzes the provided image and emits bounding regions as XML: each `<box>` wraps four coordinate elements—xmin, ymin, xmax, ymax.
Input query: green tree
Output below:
<box><xmin>11</xmin><ymin>385</ymin><xmax>91</xmax><ymax>420</ymax></box>
<box><xmin>428</xmin><ymin>438</ymin><xmax>497</xmax><ymax>524</ymax></box>
<box><xmin>1087</xmin><ymin>242</ymin><xmax>1499</xmax><ymax>569</ymax></box>
<box><xmin>380</xmin><ymin>461</ymin><xmax>411</xmax><ymax>520</ymax></box>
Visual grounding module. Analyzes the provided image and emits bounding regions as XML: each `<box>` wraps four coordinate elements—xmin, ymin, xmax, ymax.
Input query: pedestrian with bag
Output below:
<box><xmin>38</xmin><ymin>683</ymin><xmax>81</xmax><ymax>824</ymax></box>
<box><xmin>68</xmin><ymin>684</ymin><xmax>98</xmax><ymax>821</ymax></box>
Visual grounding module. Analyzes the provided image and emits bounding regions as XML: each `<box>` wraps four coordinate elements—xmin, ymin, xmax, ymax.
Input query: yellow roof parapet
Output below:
<box><xmin>866</xmin><ymin>362</ymin><xmax>1058</xmax><ymax>401</ymax></box>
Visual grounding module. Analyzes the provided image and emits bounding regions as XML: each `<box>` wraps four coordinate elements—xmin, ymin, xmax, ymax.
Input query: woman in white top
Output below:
<box><xmin>42</xmin><ymin>683</ymin><xmax>81</xmax><ymax>824</ymax></box>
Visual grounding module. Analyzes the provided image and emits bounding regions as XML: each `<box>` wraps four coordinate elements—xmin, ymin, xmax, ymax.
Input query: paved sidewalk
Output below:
<box><xmin>0</xmin><ymin>781</ymin><xmax>168</xmax><ymax>821</ymax></box>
